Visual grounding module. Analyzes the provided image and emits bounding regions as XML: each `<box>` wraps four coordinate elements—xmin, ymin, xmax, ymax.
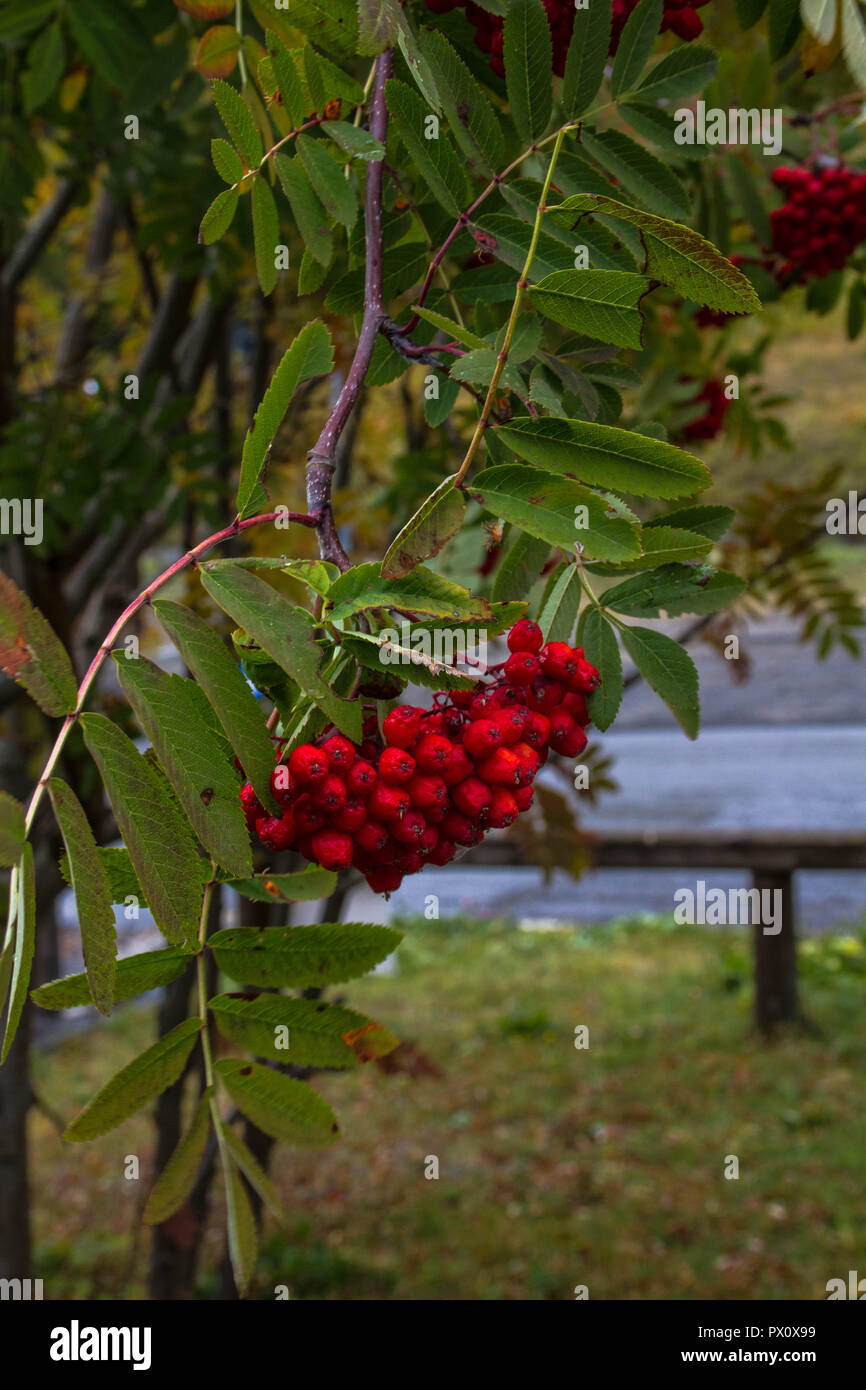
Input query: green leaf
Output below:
<box><xmin>303</xmin><ymin>45</ymin><xmax>365</xmax><ymax>105</ymax></box>
<box><xmin>0</xmin><ymin>0</ymin><xmax>57</xmax><ymax>40</ymax></box>
<box><xmin>325</xmin><ymin>119</ymin><xmax>385</xmax><ymax>162</ymax></box>
<box><xmin>628</xmin><ymin>524</ymin><xmax>712</xmax><ymax>567</ymax></box>
<box><xmin>418</xmin><ymin>29</ymin><xmax>504</xmax><ymax>175</ymax></box>
<box><xmin>726</xmin><ymin>154</ymin><xmax>771</xmax><ymax>248</ymax></box>
<box><xmin>645</xmin><ymin>503</ymin><xmax>734</xmax><ymax>541</ymax></box>
<box><xmin>619</xmin><ymin>624</ymin><xmax>700</xmax><ymax>738</ymax></box>
<box><xmin>114</xmin><ymin>656</ymin><xmax>251</xmax><ymax>880</ymax></box>
<box><xmin>381</xmin><ymin>476</ymin><xmax>466</xmax><ymax>579</ymax></box>
<box><xmin>611</xmin><ymin>0</ymin><xmax>663</xmax><ymax>98</ymax></box>
<box><xmin>215</xmin><ymin>1059</ymin><xmax>338</xmax><ymax>1146</ymax></box>
<box><xmin>1</xmin><ymin>845</ymin><xmax>34</xmax><ymax>1062</ymax></box>
<box><xmin>32</xmin><ymin>947</ymin><xmax>192</xmax><ymax>1011</ymax></box>
<box><xmin>153</xmin><ymin>601</ymin><xmax>279</xmax><ymax>816</ymax></box>
<box><xmin>449</xmin><ymin>349</ymin><xmax>526</xmax><ymax>394</ymax></box>
<box><xmin>491</xmin><ymin>530</ymin><xmax>550</xmax><ymax>601</ymax></box>
<box><xmin>64</xmin><ymin>1018</ymin><xmax>202</xmax><ymax>1142</ymax></box>
<box><xmin>633</xmin><ymin>45</ymin><xmax>719</xmax><ymax>102</ymax></box>
<box><xmin>274</xmin><ymin>153</ymin><xmax>333</xmax><ymax>266</ymax></box>
<box><xmin>473</xmin><ymin>213</ymin><xmax>573</xmax><ymax>279</ymax></box>
<box><xmin>325</xmin><ymin>243</ymin><xmax>427</xmax><ymax>315</ymax></box>
<box><xmin>236</xmin><ymin>320</ymin><xmax>333</xmax><ymax>518</ymax></box>
<box><xmin>199</xmin><ymin>565</ymin><xmax>362</xmax><ymax>741</ymax></box>
<box><xmin>495</xmin><ymin>416</ymin><xmax>710</xmax><ymax>499</ymax></box>
<box><xmin>47</xmin><ymin>779</ymin><xmax>116</xmax><ymax>1017</ymax></box>
<box><xmin>530</xmin><ymin>269</ymin><xmax>651</xmax><ymax>350</ymax></box>
<box><xmin>65</xmin><ymin>0</ymin><xmax>151</xmax><ymax>89</ymax></box>
<box><xmin>339</xmin><ymin>630</ymin><xmax>476</xmax><ymax>692</ymax></box>
<box><xmin>209</xmin><ymin>921</ymin><xmax>403</xmax><ymax>987</ymax></box>
<box><xmin>254</xmin><ymin>0</ymin><xmax>358</xmax><ymax>56</ymax></box>
<box><xmin>80</xmin><ymin>714</ymin><xmax>204</xmax><ymax>947</ymax></box>
<box><xmin>327</xmin><ymin>561</ymin><xmax>492</xmax><ymax>624</ymax></box>
<box><xmin>60</xmin><ymin>845</ymin><xmax>148</xmax><ymax>906</ymax></box>
<box><xmin>619</xmin><ymin>101</ymin><xmax>710</xmax><ymax>161</ymax></box>
<box><xmin>210</xmin><ymin>993</ymin><xmax>398</xmax><ymax>1067</ymax></box>
<box><xmin>212</xmin><ymin>78</ymin><xmax>263</xmax><ymax>169</ymax></box>
<box><xmin>200</xmin><ymin>185</ymin><xmax>239</xmax><ymax>245</ymax></box>
<box><xmin>195</xmin><ymin>24</ymin><xmax>241</xmax><ymax>79</ymax></box>
<box><xmin>736</xmin><ymin>0</ymin><xmax>768</xmax><ymax>25</ymax></box>
<box><xmin>425</xmin><ymin>371</ymin><xmax>460</xmax><ymax>428</ymax></box>
<box><xmin>841</xmin><ymin>0</ymin><xmax>866</xmax><ymax>85</ymax></box>
<box><xmin>538</xmin><ymin>563</ymin><xmax>582</xmax><ymax>643</ymax></box>
<box><xmin>548</xmin><ymin>194</ymin><xmax>761</xmax><ymax>315</ymax></box>
<box><xmin>223</xmin><ymin>1155</ymin><xmax>258</xmax><ymax>1297</ymax></box>
<box><xmin>385</xmin><ymin>78</ymin><xmax>469</xmax><ymax>216</ymax></box>
<box><xmin>221</xmin><ymin>1124</ymin><xmax>286</xmax><ymax>1225</ymax></box>
<box><xmin>296</xmin><ymin>133</ymin><xmax>356</xmax><ymax>227</ymax></box>
<box><xmin>227</xmin><ymin>867</ymin><xmax>336</xmax><ymax>905</ymax></box>
<box><xmin>602</xmin><ymin>563</ymin><xmax>746</xmax><ymax>617</ymax></box>
<box><xmin>144</xmin><ymin>1089</ymin><xmax>212</xmax><ymax>1225</ymax></box>
<box><xmin>357</xmin><ymin>0</ymin><xmax>401</xmax><ymax>54</ymax></box>
<box><xmin>562</xmin><ymin>0</ymin><xmax>611</xmax><ymax>117</ymax></box>
<box><xmin>22</xmin><ymin>20</ymin><xmax>65</xmax><ymax>114</ymax></box>
<box><xmin>266</xmin><ymin>32</ymin><xmax>305</xmax><ymax>126</ymax></box>
<box><xmin>412</xmin><ymin>305</ymin><xmax>488</xmax><ymax>352</ymax></box>
<box><xmin>581</xmin><ymin>129</ymin><xmax>690</xmax><ymax>221</ymax></box>
<box><xmin>0</xmin><ymin>792</ymin><xmax>25</xmax><ymax>869</ymax></box>
<box><xmin>504</xmin><ymin>0</ymin><xmax>552</xmax><ymax>144</ymax></box>
<box><xmin>802</xmin><ymin>0</ymin><xmax>838</xmax><ymax>45</ymax></box>
<box><xmin>251</xmin><ymin>176</ymin><xmax>280</xmax><ymax>294</ymax></box>
<box><xmin>469</xmin><ymin>465</ymin><xmax>641</xmax><ymax>563</ymax></box>
<box><xmin>212</xmin><ymin>137</ymin><xmax>244</xmax><ymax>184</ymax></box>
<box><xmin>0</xmin><ymin>569</ymin><xmax>77</xmax><ymax>716</ymax></box>
<box><xmin>769</xmin><ymin>0</ymin><xmax>802</xmax><ymax>60</ymax></box>
<box><xmin>582</xmin><ymin>609</ymin><xmax>623</xmax><ymax>732</ymax></box>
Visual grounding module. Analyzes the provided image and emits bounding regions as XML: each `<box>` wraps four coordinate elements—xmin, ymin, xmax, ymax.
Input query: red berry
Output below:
<box><xmin>513</xmin><ymin>785</ymin><xmax>534</xmax><ymax>812</ymax></box>
<box><xmin>321</xmin><ymin>734</ymin><xmax>355</xmax><ymax>771</ymax></box>
<box><xmin>441</xmin><ymin>812</ymin><xmax>482</xmax><ymax>847</ymax></box>
<box><xmin>312</xmin><ymin>830</ymin><xmax>353</xmax><ymax>872</ymax></box>
<box><xmin>488</xmin><ymin>789</ymin><xmax>519</xmax><ymax>828</ymax></box>
<box><xmin>293</xmin><ymin>794</ymin><xmax>326</xmax><ymax>834</ymax></box>
<box><xmin>419</xmin><ymin>825</ymin><xmax>440</xmax><ymax>855</ymax></box>
<box><xmin>414</xmin><ymin>733</ymin><xmax>453</xmax><ymax>773</ymax></box>
<box><xmin>270</xmin><ymin>764</ymin><xmax>294</xmax><ymax>803</ymax></box>
<box><xmin>346</xmin><ymin>760</ymin><xmax>377</xmax><ymax>797</ymax></box>
<box><xmin>392</xmin><ymin>810</ymin><xmax>427</xmax><ymax>845</ymax></box>
<box><xmin>523</xmin><ymin>711</ymin><xmax>551</xmax><ymax>752</ymax></box>
<box><xmin>356</xmin><ymin>820</ymin><xmax>389</xmax><ymax>854</ymax></box>
<box><xmin>462</xmin><ymin>719</ymin><xmax>503</xmax><ymax>760</ymax></box>
<box><xmin>541</xmin><ymin>641</ymin><xmax>579</xmax><ymax>683</ymax></box>
<box><xmin>468</xmin><ymin>688</ymin><xmax>502</xmax><ymax>720</ymax></box>
<box><xmin>255</xmin><ymin>814</ymin><xmax>296</xmax><ymax>852</ymax></box>
<box><xmin>452</xmin><ymin>775</ymin><xmax>493</xmax><ymax>819</ymax></box>
<box><xmin>368</xmin><ymin>784</ymin><xmax>411</xmax><ymax>822</ymax></box>
<box><xmin>333</xmin><ymin>796</ymin><xmax>367</xmax><ymax>832</ymax></box>
<box><xmin>504</xmin><ymin>651</ymin><xmax>540</xmax><ymax>686</ymax></box>
<box><xmin>563</xmin><ymin>691</ymin><xmax>590</xmax><ymax>726</ymax></box>
<box><xmin>427</xmin><ymin>838</ymin><xmax>456</xmax><ymax>866</ymax></box>
<box><xmin>527</xmin><ymin>678</ymin><xmax>564</xmax><ymax>713</ymax></box>
<box><xmin>477</xmin><ymin>747</ymin><xmax>522</xmax><ymax>787</ymax></box>
<box><xmin>289</xmin><ymin>743</ymin><xmax>328</xmax><ymax>784</ymax></box>
<box><xmin>442</xmin><ymin>744</ymin><xmax>474</xmax><ymax>787</ymax></box>
<box><xmin>408</xmin><ymin>774</ymin><xmax>448</xmax><ymax>811</ymax></box>
<box><xmin>379</xmin><ymin>746</ymin><xmax>416</xmax><ymax>785</ymax></box>
<box><xmin>311</xmin><ymin>774</ymin><xmax>348</xmax><ymax>814</ymax></box>
<box><xmin>383</xmin><ymin>706</ymin><xmax>423</xmax><ymax>748</ymax></box>
<box><xmin>507</xmin><ymin>618</ymin><xmax>544</xmax><ymax>654</ymax></box>
<box><xmin>489</xmin><ymin>705</ymin><xmax>529</xmax><ymax>747</ymax></box>
<box><xmin>366</xmin><ymin>867</ymin><xmax>403</xmax><ymax>894</ymax></box>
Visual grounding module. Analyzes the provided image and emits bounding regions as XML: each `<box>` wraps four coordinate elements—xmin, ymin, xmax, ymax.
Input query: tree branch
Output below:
<box><xmin>1</xmin><ymin>179</ymin><xmax>80</xmax><ymax>293</ymax></box>
<box><xmin>306</xmin><ymin>48</ymin><xmax>393</xmax><ymax>570</ymax></box>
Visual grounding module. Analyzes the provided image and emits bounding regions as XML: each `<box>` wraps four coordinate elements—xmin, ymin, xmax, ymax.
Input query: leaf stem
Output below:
<box><xmin>453</xmin><ymin>127</ymin><xmax>567</xmax><ymax>488</ymax></box>
<box><xmin>235</xmin><ymin>0</ymin><xmax>248</xmax><ymax>88</ymax></box>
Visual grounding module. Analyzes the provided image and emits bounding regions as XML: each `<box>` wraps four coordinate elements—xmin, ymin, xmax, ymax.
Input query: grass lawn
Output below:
<box><xmin>30</xmin><ymin>915</ymin><xmax>866</xmax><ymax>1301</ymax></box>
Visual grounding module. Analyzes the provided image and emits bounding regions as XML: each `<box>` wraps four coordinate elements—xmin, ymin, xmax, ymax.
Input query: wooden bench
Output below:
<box><xmin>459</xmin><ymin>831</ymin><xmax>866</xmax><ymax>1033</ymax></box>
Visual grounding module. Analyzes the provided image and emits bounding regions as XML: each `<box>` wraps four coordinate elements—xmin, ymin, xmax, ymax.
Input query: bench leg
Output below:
<box><xmin>752</xmin><ymin>868</ymin><xmax>798</xmax><ymax>1034</ymax></box>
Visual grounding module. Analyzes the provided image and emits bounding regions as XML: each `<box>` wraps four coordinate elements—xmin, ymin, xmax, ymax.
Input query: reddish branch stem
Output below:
<box><xmin>306</xmin><ymin>48</ymin><xmax>393</xmax><ymax>571</ymax></box>
<box><xmin>23</xmin><ymin>509</ymin><xmax>318</xmax><ymax>835</ymax></box>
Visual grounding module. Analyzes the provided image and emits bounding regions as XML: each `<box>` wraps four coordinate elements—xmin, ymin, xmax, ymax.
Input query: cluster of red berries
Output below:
<box><xmin>240</xmin><ymin>621</ymin><xmax>600</xmax><ymax>896</ymax></box>
<box><xmin>682</xmin><ymin>377</ymin><xmax>732</xmax><ymax>442</ymax></box>
<box><xmin>424</xmin><ymin>0</ymin><xmax>709</xmax><ymax>79</ymax></box>
<box><xmin>769</xmin><ymin>165</ymin><xmax>866</xmax><ymax>284</ymax></box>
